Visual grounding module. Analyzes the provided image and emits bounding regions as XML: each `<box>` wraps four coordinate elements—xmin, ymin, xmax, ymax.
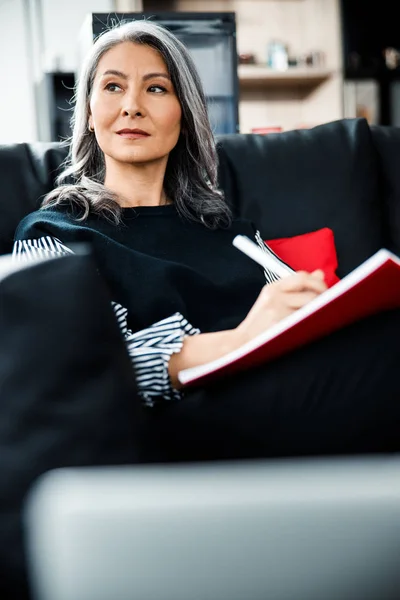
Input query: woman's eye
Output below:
<box><xmin>148</xmin><ymin>85</ymin><xmax>166</xmax><ymax>93</ymax></box>
<box><xmin>105</xmin><ymin>82</ymin><xmax>121</xmax><ymax>92</ymax></box>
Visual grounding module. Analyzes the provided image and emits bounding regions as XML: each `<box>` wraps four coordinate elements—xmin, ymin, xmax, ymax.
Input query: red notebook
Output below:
<box><xmin>178</xmin><ymin>248</ymin><xmax>400</xmax><ymax>387</ymax></box>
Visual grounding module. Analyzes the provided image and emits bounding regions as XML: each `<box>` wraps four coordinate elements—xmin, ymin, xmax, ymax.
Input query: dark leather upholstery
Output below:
<box><xmin>0</xmin><ymin>142</ymin><xmax>68</xmax><ymax>255</ymax></box>
<box><xmin>217</xmin><ymin>118</ymin><xmax>386</xmax><ymax>277</ymax></box>
<box><xmin>2</xmin><ymin>118</ymin><xmax>399</xmax><ymax>278</ymax></box>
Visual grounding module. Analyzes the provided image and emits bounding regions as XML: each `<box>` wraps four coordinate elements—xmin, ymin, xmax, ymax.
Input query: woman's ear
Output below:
<box><xmin>88</xmin><ymin>115</ymin><xmax>94</xmax><ymax>132</ymax></box>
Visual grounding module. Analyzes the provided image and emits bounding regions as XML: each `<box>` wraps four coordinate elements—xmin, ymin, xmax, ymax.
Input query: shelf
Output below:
<box><xmin>238</xmin><ymin>65</ymin><xmax>333</xmax><ymax>87</ymax></box>
<box><xmin>345</xmin><ymin>69</ymin><xmax>400</xmax><ymax>82</ymax></box>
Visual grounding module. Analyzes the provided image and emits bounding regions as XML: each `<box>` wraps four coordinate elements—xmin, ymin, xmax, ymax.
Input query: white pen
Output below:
<box><xmin>232</xmin><ymin>234</ymin><xmax>292</xmax><ymax>279</ymax></box>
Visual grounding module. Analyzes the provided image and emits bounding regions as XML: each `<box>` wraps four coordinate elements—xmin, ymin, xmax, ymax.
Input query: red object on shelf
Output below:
<box><xmin>251</xmin><ymin>127</ymin><xmax>283</xmax><ymax>135</ymax></box>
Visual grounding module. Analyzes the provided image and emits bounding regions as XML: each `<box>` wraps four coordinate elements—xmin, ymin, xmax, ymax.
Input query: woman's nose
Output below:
<box><xmin>121</xmin><ymin>91</ymin><xmax>145</xmax><ymax>118</ymax></box>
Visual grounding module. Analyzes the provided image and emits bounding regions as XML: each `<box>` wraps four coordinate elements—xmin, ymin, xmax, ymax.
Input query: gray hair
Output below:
<box><xmin>42</xmin><ymin>19</ymin><xmax>232</xmax><ymax>228</ymax></box>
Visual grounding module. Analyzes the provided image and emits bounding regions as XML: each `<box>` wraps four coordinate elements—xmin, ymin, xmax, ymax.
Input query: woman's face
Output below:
<box><xmin>89</xmin><ymin>42</ymin><xmax>182</xmax><ymax>168</ymax></box>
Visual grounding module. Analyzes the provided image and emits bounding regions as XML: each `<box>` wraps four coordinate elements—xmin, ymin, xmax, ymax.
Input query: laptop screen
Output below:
<box><xmin>24</xmin><ymin>456</ymin><xmax>400</xmax><ymax>600</ymax></box>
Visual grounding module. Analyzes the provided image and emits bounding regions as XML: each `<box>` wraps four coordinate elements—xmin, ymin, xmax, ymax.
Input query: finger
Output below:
<box><xmin>284</xmin><ymin>291</ymin><xmax>321</xmax><ymax>309</ymax></box>
<box><xmin>279</xmin><ymin>272</ymin><xmax>327</xmax><ymax>294</ymax></box>
<box><xmin>311</xmin><ymin>269</ymin><xmax>326</xmax><ymax>281</ymax></box>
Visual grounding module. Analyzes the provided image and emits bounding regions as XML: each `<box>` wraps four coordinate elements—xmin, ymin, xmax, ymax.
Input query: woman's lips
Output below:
<box><xmin>117</xmin><ymin>132</ymin><xmax>150</xmax><ymax>139</ymax></box>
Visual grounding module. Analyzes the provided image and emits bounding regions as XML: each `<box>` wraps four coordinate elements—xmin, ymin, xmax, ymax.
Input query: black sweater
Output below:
<box><xmin>14</xmin><ymin>204</ymin><xmax>285</xmax><ymax>333</ymax></box>
<box><xmin>14</xmin><ymin>204</ymin><xmax>293</xmax><ymax>403</ymax></box>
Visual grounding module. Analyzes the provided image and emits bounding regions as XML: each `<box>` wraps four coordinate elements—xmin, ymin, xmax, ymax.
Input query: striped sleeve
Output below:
<box><xmin>12</xmin><ymin>236</ymin><xmax>200</xmax><ymax>406</ymax></box>
<box><xmin>120</xmin><ymin>311</ymin><xmax>200</xmax><ymax>407</ymax></box>
<box><xmin>254</xmin><ymin>229</ymin><xmax>295</xmax><ymax>283</ymax></box>
<box><xmin>12</xmin><ymin>236</ymin><xmax>74</xmax><ymax>261</ymax></box>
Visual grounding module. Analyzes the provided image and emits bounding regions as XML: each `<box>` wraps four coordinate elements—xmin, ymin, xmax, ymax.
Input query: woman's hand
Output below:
<box><xmin>169</xmin><ymin>270</ymin><xmax>327</xmax><ymax>389</ymax></box>
<box><xmin>235</xmin><ymin>270</ymin><xmax>328</xmax><ymax>346</ymax></box>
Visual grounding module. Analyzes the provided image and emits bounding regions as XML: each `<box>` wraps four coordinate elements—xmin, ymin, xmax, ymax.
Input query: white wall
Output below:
<box><xmin>0</xmin><ymin>0</ymin><xmax>113</xmax><ymax>144</ymax></box>
<box><xmin>0</xmin><ymin>0</ymin><xmax>37</xmax><ymax>142</ymax></box>
<box><xmin>41</xmin><ymin>0</ymin><xmax>113</xmax><ymax>73</ymax></box>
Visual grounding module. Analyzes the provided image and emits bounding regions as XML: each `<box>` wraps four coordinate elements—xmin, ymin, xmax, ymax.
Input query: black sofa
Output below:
<box><xmin>1</xmin><ymin>116</ymin><xmax>400</xmax><ymax>599</ymax></box>
<box><xmin>1</xmin><ymin>117</ymin><xmax>400</xmax><ymax>274</ymax></box>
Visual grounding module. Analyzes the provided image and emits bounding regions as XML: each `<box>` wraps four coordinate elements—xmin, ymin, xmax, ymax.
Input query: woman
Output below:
<box><xmin>14</xmin><ymin>20</ymin><xmax>400</xmax><ymax>460</ymax></box>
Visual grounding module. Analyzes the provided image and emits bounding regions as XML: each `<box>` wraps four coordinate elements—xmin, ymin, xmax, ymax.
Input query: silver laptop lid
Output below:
<box><xmin>24</xmin><ymin>456</ymin><xmax>400</xmax><ymax>600</ymax></box>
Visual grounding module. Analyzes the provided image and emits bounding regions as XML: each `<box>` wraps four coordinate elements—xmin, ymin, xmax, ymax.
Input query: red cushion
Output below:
<box><xmin>266</xmin><ymin>227</ymin><xmax>340</xmax><ymax>288</ymax></box>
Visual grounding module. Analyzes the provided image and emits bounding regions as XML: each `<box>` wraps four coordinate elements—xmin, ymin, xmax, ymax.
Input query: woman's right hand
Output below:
<box><xmin>235</xmin><ymin>270</ymin><xmax>328</xmax><ymax>346</ymax></box>
<box><xmin>169</xmin><ymin>270</ymin><xmax>327</xmax><ymax>389</ymax></box>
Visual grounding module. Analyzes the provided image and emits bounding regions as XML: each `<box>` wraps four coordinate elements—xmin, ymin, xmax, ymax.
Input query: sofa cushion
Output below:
<box><xmin>370</xmin><ymin>124</ymin><xmax>400</xmax><ymax>257</ymax></box>
<box><xmin>217</xmin><ymin>118</ymin><xmax>384</xmax><ymax>277</ymax></box>
<box><xmin>0</xmin><ymin>142</ymin><xmax>68</xmax><ymax>255</ymax></box>
<box><xmin>0</xmin><ymin>251</ymin><xmax>141</xmax><ymax>598</ymax></box>
<box><xmin>266</xmin><ymin>227</ymin><xmax>340</xmax><ymax>288</ymax></box>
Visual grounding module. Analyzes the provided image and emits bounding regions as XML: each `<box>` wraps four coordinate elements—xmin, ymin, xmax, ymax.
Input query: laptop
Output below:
<box><xmin>23</xmin><ymin>456</ymin><xmax>400</xmax><ymax>600</ymax></box>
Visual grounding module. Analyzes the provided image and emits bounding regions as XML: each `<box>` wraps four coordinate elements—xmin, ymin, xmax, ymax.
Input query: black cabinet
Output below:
<box><xmin>340</xmin><ymin>0</ymin><xmax>400</xmax><ymax>125</ymax></box>
<box><xmin>45</xmin><ymin>72</ymin><xmax>75</xmax><ymax>141</ymax></box>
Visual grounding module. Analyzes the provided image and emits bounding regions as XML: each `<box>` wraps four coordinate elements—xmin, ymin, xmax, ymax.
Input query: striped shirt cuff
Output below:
<box><xmin>118</xmin><ymin>310</ymin><xmax>200</xmax><ymax>407</ymax></box>
<box><xmin>254</xmin><ymin>230</ymin><xmax>295</xmax><ymax>282</ymax></box>
<box><xmin>12</xmin><ymin>236</ymin><xmax>74</xmax><ymax>261</ymax></box>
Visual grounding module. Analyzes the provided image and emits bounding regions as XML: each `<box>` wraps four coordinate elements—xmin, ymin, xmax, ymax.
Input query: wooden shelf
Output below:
<box><xmin>238</xmin><ymin>65</ymin><xmax>333</xmax><ymax>87</ymax></box>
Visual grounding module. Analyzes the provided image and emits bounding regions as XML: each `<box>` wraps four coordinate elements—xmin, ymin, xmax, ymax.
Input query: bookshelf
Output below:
<box><xmin>238</xmin><ymin>65</ymin><xmax>334</xmax><ymax>88</ymax></box>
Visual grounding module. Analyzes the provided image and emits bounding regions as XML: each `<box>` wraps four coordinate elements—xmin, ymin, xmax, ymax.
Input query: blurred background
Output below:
<box><xmin>0</xmin><ymin>0</ymin><xmax>398</xmax><ymax>144</ymax></box>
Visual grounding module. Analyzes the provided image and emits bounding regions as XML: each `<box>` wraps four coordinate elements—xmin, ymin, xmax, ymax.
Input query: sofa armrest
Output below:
<box><xmin>370</xmin><ymin>125</ymin><xmax>400</xmax><ymax>255</ymax></box>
